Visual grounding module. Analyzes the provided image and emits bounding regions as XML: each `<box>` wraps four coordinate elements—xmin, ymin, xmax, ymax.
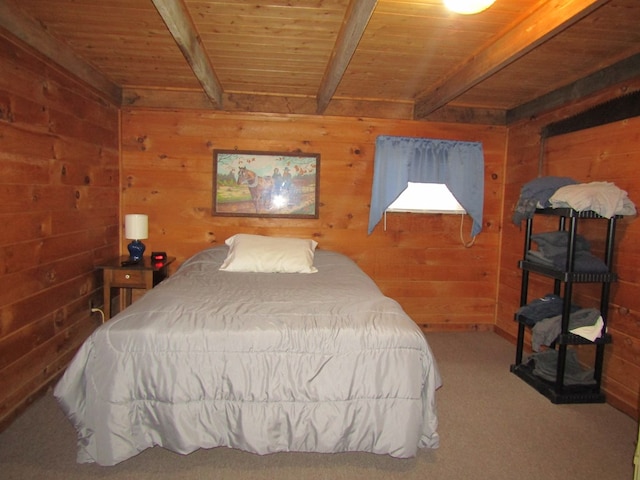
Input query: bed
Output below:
<box><xmin>54</xmin><ymin>235</ymin><xmax>441</xmax><ymax>466</ymax></box>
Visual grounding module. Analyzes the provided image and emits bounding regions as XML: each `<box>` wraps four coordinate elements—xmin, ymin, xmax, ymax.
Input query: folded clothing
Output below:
<box><xmin>547</xmin><ymin>250</ymin><xmax>609</xmax><ymax>272</ymax></box>
<box><xmin>527</xmin><ymin>230</ymin><xmax>608</xmax><ymax>272</ymax></box>
<box><xmin>526</xmin><ymin>250</ymin><xmax>609</xmax><ymax>273</ymax></box>
<box><xmin>516</xmin><ymin>293</ymin><xmax>580</xmax><ymax>327</ymax></box>
<box><xmin>531</xmin><ymin>231</ymin><xmax>591</xmax><ymax>257</ymax></box>
<box><xmin>512</xmin><ymin>176</ymin><xmax>577</xmax><ymax>225</ymax></box>
<box><xmin>570</xmin><ymin>316</ymin><xmax>605</xmax><ymax>343</ymax></box>
<box><xmin>526</xmin><ymin>250</ymin><xmax>555</xmax><ymax>267</ymax></box>
<box><xmin>531</xmin><ymin>307</ymin><xmax>603</xmax><ymax>351</ymax></box>
<box><xmin>549</xmin><ymin>181</ymin><xmax>636</xmax><ymax>218</ymax></box>
<box><xmin>526</xmin><ymin>348</ymin><xmax>596</xmax><ymax>386</ymax></box>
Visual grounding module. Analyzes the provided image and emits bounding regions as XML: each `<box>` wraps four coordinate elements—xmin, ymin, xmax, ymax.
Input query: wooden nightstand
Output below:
<box><xmin>99</xmin><ymin>256</ymin><xmax>175</xmax><ymax>320</ymax></box>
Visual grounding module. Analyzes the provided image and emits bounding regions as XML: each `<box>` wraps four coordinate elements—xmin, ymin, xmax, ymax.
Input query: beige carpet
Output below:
<box><xmin>0</xmin><ymin>332</ymin><xmax>637</xmax><ymax>480</ymax></box>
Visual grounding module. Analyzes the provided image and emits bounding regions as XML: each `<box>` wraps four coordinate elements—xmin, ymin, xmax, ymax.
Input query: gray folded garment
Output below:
<box><xmin>526</xmin><ymin>250</ymin><xmax>555</xmax><ymax>267</ymax></box>
<box><xmin>529</xmin><ymin>231</ymin><xmax>608</xmax><ymax>272</ymax></box>
<box><xmin>526</xmin><ymin>348</ymin><xmax>596</xmax><ymax>386</ymax></box>
<box><xmin>512</xmin><ymin>176</ymin><xmax>577</xmax><ymax>225</ymax></box>
<box><xmin>516</xmin><ymin>293</ymin><xmax>580</xmax><ymax>327</ymax></box>
<box><xmin>531</xmin><ymin>231</ymin><xmax>591</xmax><ymax>257</ymax></box>
<box><xmin>531</xmin><ymin>307</ymin><xmax>602</xmax><ymax>351</ymax></box>
<box><xmin>548</xmin><ymin>250</ymin><xmax>609</xmax><ymax>272</ymax></box>
<box><xmin>526</xmin><ymin>250</ymin><xmax>609</xmax><ymax>272</ymax></box>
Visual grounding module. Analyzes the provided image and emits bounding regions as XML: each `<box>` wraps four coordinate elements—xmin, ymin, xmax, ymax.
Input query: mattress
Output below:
<box><xmin>54</xmin><ymin>246</ymin><xmax>441</xmax><ymax>465</ymax></box>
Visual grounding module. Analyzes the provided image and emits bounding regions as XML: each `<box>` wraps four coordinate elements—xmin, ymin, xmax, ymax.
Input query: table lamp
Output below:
<box><xmin>125</xmin><ymin>214</ymin><xmax>148</xmax><ymax>261</ymax></box>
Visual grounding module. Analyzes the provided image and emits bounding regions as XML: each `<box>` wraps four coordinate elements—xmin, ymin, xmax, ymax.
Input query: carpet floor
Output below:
<box><xmin>0</xmin><ymin>331</ymin><xmax>637</xmax><ymax>479</ymax></box>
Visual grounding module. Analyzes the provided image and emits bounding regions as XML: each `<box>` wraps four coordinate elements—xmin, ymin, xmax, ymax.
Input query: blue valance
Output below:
<box><xmin>368</xmin><ymin>135</ymin><xmax>485</xmax><ymax>237</ymax></box>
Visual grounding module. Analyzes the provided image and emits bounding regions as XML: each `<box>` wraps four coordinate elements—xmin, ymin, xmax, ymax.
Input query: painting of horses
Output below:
<box><xmin>213</xmin><ymin>150</ymin><xmax>320</xmax><ymax>218</ymax></box>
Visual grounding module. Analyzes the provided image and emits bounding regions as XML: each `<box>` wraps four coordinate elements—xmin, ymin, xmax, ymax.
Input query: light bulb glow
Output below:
<box><xmin>444</xmin><ymin>0</ymin><xmax>496</xmax><ymax>15</ymax></box>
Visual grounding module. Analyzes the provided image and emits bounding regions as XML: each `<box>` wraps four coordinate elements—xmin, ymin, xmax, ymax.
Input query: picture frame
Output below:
<box><xmin>213</xmin><ymin>149</ymin><xmax>320</xmax><ymax>218</ymax></box>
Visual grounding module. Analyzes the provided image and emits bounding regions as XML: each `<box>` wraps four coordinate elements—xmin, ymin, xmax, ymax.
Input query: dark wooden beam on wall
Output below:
<box><xmin>422</xmin><ymin>106</ymin><xmax>507</xmax><ymax>126</ymax></box>
<box><xmin>0</xmin><ymin>0</ymin><xmax>121</xmax><ymax>105</ymax></box>
<box><xmin>507</xmin><ymin>53</ymin><xmax>640</xmax><ymax>124</ymax></box>
<box><xmin>316</xmin><ymin>0</ymin><xmax>377</xmax><ymax>114</ymax></box>
<box><xmin>122</xmin><ymin>87</ymin><xmax>415</xmax><ymax>119</ymax></box>
<box><xmin>413</xmin><ymin>0</ymin><xmax>610</xmax><ymax>120</ymax></box>
<box><xmin>151</xmin><ymin>0</ymin><xmax>223</xmax><ymax>108</ymax></box>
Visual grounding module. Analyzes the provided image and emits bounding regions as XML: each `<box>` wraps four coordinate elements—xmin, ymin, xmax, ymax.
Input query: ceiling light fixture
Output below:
<box><xmin>444</xmin><ymin>0</ymin><xmax>496</xmax><ymax>14</ymax></box>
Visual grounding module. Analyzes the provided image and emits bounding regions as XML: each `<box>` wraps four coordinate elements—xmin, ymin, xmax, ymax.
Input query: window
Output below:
<box><xmin>386</xmin><ymin>182</ymin><xmax>466</xmax><ymax>214</ymax></box>
<box><xmin>368</xmin><ymin>135</ymin><xmax>484</xmax><ymax>238</ymax></box>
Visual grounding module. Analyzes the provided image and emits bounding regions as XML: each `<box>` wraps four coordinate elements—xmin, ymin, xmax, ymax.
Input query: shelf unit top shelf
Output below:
<box><xmin>533</xmin><ymin>207</ymin><xmax>622</xmax><ymax>219</ymax></box>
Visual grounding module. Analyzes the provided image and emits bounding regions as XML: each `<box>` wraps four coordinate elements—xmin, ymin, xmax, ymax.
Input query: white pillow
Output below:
<box><xmin>219</xmin><ymin>234</ymin><xmax>318</xmax><ymax>273</ymax></box>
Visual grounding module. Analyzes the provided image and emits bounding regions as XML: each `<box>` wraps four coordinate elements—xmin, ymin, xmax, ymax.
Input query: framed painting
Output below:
<box><xmin>213</xmin><ymin>149</ymin><xmax>320</xmax><ymax>218</ymax></box>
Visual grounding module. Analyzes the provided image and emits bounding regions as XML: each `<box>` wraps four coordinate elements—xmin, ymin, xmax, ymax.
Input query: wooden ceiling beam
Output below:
<box><xmin>507</xmin><ymin>53</ymin><xmax>640</xmax><ymax>124</ymax></box>
<box><xmin>0</xmin><ymin>0</ymin><xmax>121</xmax><ymax>104</ymax></box>
<box><xmin>414</xmin><ymin>0</ymin><xmax>610</xmax><ymax>120</ymax></box>
<box><xmin>316</xmin><ymin>0</ymin><xmax>377</xmax><ymax>114</ymax></box>
<box><xmin>151</xmin><ymin>0</ymin><xmax>223</xmax><ymax>108</ymax></box>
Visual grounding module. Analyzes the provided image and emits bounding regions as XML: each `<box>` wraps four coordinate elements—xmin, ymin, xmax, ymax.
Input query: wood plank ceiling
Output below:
<box><xmin>1</xmin><ymin>0</ymin><xmax>640</xmax><ymax>124</ymax></box>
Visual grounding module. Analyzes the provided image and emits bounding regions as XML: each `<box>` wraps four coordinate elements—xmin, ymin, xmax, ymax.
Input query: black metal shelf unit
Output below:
<box><xmin>510</xmin><ymin>208</ymin><xmax>618</xmax><ymax>404</ymax></box>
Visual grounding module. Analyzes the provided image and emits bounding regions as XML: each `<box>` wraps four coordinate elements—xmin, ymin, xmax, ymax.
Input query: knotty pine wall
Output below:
<box><xmin>4</xmin><ymin>19</ymin><xmax>638</xmax><ymax>434</ymax></box>
<box><xmin>0</xmin><ymin>32</ymin><xmax>119</xmax><ymax>428</ymax></box>
<box><xmin>497</xmin><ymin>81</ymin><xmax>640</xmax><ymax>419</ymax></box>
<box><xmin>121</xmin><ymin>109</ymin><xmax>507</xmax><ymax>331</ymax></box>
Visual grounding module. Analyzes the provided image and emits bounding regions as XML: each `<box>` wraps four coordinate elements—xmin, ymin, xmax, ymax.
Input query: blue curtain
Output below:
<box><xmin>368</xmin><ymin>135</ymin><xmax>485</xmax><ymax>237</ymax></box>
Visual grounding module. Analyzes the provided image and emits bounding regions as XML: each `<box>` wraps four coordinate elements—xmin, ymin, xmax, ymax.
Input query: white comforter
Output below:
<box><xmin>55</xmin><ymin>247</ymin><xmax>441</xmax><ymax>465</ymax></box>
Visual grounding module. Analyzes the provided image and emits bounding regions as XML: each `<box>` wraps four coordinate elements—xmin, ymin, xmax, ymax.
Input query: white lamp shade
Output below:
<box><xmin>125</xmin><ymin>214</ymin><xmax>148</xmax><ymax>240</ymax></box>
<box><xmin>444</xmin><ymin>0</ymin><xmax>495</xmax><ymax>14</ymax></box>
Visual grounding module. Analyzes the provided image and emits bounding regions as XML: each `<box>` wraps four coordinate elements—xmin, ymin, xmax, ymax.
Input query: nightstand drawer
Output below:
<box><xmin>107</xmin><ymin>269</ymin><xmax>148</xmax><ymax>287</ymax></box>
<box><xmin>100</xmin><ymin>256</ymin><xmax>175</xmax><ymax>320</ymax></box>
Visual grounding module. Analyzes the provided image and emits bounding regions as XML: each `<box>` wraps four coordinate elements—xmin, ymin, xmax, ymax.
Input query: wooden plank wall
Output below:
<box><xmin>120</xmin><ymin>109</ymin><xmax>507</xmax><ymax>331</ymax></box>
<box><xmin>0</xmin><ymin>32</ymin><xmax>119</xmax><ymax>428</ymax></box>
<box><xmin>497</xmin><ymin>80</ymin><xmax>640</xmax><ymax>420</ymax></box>
<box><xmin>3</xmin><ymin>20</ymin><xmax>639</xmax><ymax>433</ymax></box>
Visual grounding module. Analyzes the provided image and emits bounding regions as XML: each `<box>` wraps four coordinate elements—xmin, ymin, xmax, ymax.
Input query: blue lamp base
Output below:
<box><xmin>127</xmin><ymin>240</ymin><xmax>146</xmax><ymax>262</ymax></box>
